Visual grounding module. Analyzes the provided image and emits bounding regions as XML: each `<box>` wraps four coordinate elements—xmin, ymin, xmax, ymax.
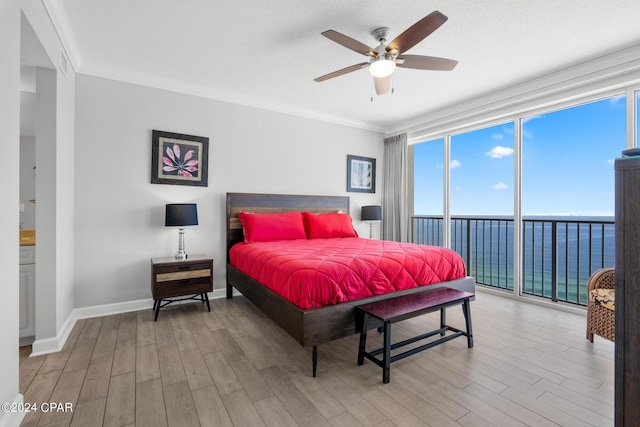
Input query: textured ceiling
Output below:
<box><xmin>57</xmin><ymin>0</ymin><xmax>640</xmax><ymax>131</ymax></box>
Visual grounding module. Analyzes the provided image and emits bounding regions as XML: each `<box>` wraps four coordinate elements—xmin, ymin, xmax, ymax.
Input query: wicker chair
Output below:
<box><xmin>586</xmin><ymin>268</ymin><xmax>615</xmax><ymax>342</ymax></box>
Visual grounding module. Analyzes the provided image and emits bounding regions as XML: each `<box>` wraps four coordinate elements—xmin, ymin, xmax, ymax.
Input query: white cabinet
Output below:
<box><xmin>19</xmin><ymin>246</ymin><xmax>35</xmax><ymax>341</ymax></box>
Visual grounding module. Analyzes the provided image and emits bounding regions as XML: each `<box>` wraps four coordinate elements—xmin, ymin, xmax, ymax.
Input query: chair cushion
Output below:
<box><xmin>589</xmin><ymin>288</ymin><xmax>615</xmax><ymax>311</ymax></box>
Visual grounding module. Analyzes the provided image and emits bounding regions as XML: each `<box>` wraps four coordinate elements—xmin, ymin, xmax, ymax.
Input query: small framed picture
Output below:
<box><xmin>151</xmin><ymin>130</ymin><xmax>209</xmax><ymax>187</ymax></box>
<box><xmin>347</xmin><ymin>155</ymin><xmax>376</xmax><ymax>193</ymax></box>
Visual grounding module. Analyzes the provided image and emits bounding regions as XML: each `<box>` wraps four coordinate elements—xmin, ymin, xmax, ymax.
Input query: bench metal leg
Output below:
<box><xmin>462</xmin><ymin>300</ymin><xmax>473</xmax><ymax>348</ymax></box>
<box><xmin>358</xmin><ymin>313</ymin><xmax>369</xmax><ymax>366</ymax></box>
<box><xmin>312</xmin><ymin>345</ymin><xmax>318</xmax><ymax>377</ymax></box>
<box><xmin>440</xmin><ymin>307</ymin><xmax>446</xmax><ymax>337</ymax></box>
<box><xmin>382</xmin><ymin>321</ymin><xmax>391</xmax><ymax>384</ymax></box>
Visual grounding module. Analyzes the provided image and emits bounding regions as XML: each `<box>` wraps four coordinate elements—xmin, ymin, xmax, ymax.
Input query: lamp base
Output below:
<box><xmin>175</xmin><ymin>227</ymin><xmax>188</xmax><ymax>260</ymax></box>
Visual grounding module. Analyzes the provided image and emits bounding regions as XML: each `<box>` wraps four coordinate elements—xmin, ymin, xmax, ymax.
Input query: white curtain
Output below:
<box><xmin>382</xmin><ymin>133</ymin><xmax>408</xmax><ymax>242</ymax></box>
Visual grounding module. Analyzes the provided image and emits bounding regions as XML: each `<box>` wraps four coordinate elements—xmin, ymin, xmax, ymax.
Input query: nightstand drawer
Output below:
<box><xmin>156</xmin><ymin>267</ymin><xmax>211</xmax><ymax>282</ymax></box>
<box><xmin>155</xmin><ymin>276</ymin><xmax>213</xmax><ymax>299</ymax></box>
<box><xmin>155</xmin><ymin>261</ymin><xmax>211</xmax><ymax>275</ymax></box>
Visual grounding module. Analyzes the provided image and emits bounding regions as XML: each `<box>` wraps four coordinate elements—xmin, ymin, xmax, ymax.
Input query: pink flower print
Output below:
<box><xmin>162</xmin><ymin>144</ymin><xmax>199</xmax><ymax>177</ymax></box>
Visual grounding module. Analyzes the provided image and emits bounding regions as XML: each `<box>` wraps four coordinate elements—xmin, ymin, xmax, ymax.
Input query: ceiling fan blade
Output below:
<box><xmin>321</xmin><ymin>30</ymin><xmax>374</xmax><ymax>56</ymax></box>
<box><xmin>314</xmin><ymin>62</ymin><xmax>369</xmax><ymax>82</ymax></box>
<box><xmin>386</xmin><ymin>11</ymin><xmax>448</xmax><ymax>54</ymax></box>
<box><xmin>396</xmin><ymin>54</ymin><xmax>458</xmax><ymax>71</ymax></box>
<box><xmin>374</xmin><ymin>76</ymin><xmax>391</xmax><ymax>95</ymax></box>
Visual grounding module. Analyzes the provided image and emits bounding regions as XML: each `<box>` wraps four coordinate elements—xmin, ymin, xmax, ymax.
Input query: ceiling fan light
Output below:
<box><xmin>374</xmin><ymin>76</ymin><xmax>391</xmax><ymax>95</ymax></box>
<box><xmin>369</xmin><ymin>58</ymin><xmax>396</xmax><ymax>78</ymax></box>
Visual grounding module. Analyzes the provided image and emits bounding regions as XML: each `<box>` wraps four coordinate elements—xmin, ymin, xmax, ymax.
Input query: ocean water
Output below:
<box><xmin>413</xmin><ymin>216</ymin><xmax>615</xmax><ymax>305</ymax></box>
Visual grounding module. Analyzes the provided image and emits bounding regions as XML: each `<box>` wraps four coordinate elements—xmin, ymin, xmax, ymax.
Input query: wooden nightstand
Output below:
<box><xmin>151</xmin><ymin>255</ymin><xmax>213</xmax><ymax>321</ymax></box>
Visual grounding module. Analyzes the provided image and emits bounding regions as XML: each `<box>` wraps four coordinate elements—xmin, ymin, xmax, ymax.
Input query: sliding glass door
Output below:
<box><xmin>413</xmin><ymin>138</ymin><xmax>444</xmax><ymax>246</ymax></box>
<box><xmin>520</xmin><ymin>96</ymin><xmax>624</xmax><ymax>304</ymax></box>
<box><xmin>450</xmin><ymin>123</ymin><xmax>514</xmax><ymax>290</ymax></box>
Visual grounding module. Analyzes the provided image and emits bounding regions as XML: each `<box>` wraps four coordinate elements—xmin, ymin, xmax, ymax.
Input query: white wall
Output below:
<box><xmin>74</xmin><ymin>75</ymin><xmax>384</xmax><ymax>308</ymax></box>
<box><xmin>0</xmin><ymin>0</ymin><xmax>22</xmax><ymax>424</ymax></box>
<box><xmin>52</xmin><ymin>59</ymin><xmax>76</xmax><ymax>345</ymax></box>
<box><xmin>18</xmin><ymin>0</ymin><xmax>76</xmax><ymax>356</ymax></box>
<box><xmin>34</xmin><ymin>67</ymin><xmax>58</xmax><ymax>341</ymax></box>
<box><xmin>20</xmin><ymin>136</ymin><xmax>36</xmax><ymax>229</ymax></box>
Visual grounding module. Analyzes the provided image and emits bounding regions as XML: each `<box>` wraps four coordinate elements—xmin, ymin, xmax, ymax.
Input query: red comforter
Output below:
<box><xmin>229</xmin><ymin>237</ymin><xmax>466</xmax><ymax>309</ymax></box>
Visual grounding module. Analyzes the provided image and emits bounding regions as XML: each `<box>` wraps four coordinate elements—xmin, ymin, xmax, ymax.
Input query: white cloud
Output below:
<box><xmin>492</xmin><ymin>182</ymin><xmax>508</xmax><ymax>190</ymax></box>
<box><xmin>492</xmin><ymin>133</ymin><xmax>504</xmax><ymax>140</ymax></box>
<box><xmin>521</xmin><ymin>115</ymin><xmax>543</xmax><ymax>139</ymax></box>
<box><xmin>522</xmin><ymin>115</ymin><xmax>543</xmax><ymax>123</ymax></box>
<box><xmin>486</xmin><ymin>146</ymin><xmax>514</xmax><ymax>158</ymax></box>
<box><xmin>609</xmin><ymin>95</ymin><xmax>624</xmax><ymax>107</ymax></box>
<box><xmin>450</xmin><ymin>159</ymin><xmax>461</xmax><ymax>169</ymax></box>
<box><xmin>607</xmin><ymin>159</ymin><xmax>615</xmax><ymax>165</ymax></box>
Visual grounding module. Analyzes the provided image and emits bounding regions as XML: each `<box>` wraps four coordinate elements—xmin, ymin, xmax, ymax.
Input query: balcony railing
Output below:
<box><xmin>412</xmin><ymin>215</ymin><xmax>615</xmax><ymax>306</ymax></box>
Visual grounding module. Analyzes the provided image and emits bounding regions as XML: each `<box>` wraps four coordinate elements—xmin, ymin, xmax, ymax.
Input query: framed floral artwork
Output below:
<box><xmin>347</xmin><ymin>155</ymin><xmax>376</xmax><ymax>193</ymax></box>
<box><xmin>151</xmin><ymin>130</ymin><xmax>209</xmax><ymax>187</ymax></box>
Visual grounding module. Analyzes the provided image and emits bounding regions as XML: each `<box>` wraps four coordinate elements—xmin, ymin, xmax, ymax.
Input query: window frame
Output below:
<box><xmin>409</xmin><ymin>87</ymin><xmax>639</xmax><ymax>303</ymax></box>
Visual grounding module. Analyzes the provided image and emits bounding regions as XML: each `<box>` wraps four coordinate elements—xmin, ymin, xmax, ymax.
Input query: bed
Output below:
<box><xmin>226</xmin><ymin>192</ymin><xmax>475</xmax><ymax>376</ymax></box>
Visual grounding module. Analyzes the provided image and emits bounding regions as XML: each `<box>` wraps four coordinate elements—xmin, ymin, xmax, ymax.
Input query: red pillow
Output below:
<box><xmin>238</xmin><ymin>211</ymin><xmax>307</xmax><ymax>243</ymax></box>
<box><xmin>304</xmin><ymin>212</ymin><xmax>358</xmax><ymax>239</ymax></box>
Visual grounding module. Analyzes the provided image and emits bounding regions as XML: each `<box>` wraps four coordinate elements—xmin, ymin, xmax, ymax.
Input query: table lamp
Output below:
<box><xmin>165</xmin><ymin>203</ymin><xmax>198</xmax><ymax>260</ymax></box>
<box><xmin>361</xmin><ymin>205</ymin><xmax>382</xmax><ymax>239</ymax></box>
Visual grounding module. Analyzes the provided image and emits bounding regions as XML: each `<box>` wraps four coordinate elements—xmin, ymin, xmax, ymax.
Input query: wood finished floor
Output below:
<box><xmin>19</xmin><ymin>291</ymin><xmax>614</xmax><ymax>427</ymax></box>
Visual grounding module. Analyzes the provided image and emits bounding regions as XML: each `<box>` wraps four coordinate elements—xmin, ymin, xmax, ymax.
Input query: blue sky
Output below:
<box><xmin>414</xmin><ymin>95</ymin><xmax>628</xmax><ymax>216</ymax></box>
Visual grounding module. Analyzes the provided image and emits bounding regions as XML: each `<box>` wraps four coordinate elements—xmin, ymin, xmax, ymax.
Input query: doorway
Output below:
<box><xmin>19</xmin><ymin>12</ymin><xmax>56</xmax><ymax>352</ymax></box>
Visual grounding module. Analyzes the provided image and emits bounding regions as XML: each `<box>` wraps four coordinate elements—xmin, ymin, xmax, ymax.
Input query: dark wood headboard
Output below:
<box><xmin>226</xmin><ymin>192</ymin><xmax>350</xmax><ymax>261</ymax></box>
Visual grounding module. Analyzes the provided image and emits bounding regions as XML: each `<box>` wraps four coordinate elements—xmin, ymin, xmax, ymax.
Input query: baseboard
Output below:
<box><xmin>73</xmin><ymin>298</ymin><xmax>155</xmax><ymax>319</ymax></box>
<box><xmin>0</xmin><ymin>394</ymin><xmax>25</xmax><ymax>427</ymax></box>
<box><xmin>30</xmin><ymin>305</ymin><xmax>79</xmax><ymax>357</ymax></box>
<box><xmin>19</xmin><ymin>335</ymin><xmax>34</xmax><ymax>347</ymax></box>
<box><xmin>29</xmin><ymin>288</ymin><xmax>240</xmax><ymax>356</ymax></box>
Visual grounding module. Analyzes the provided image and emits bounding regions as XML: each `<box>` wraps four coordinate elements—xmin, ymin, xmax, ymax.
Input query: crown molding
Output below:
<box><xmin>40</xmin><ymin>1</ymin><xmax>383</xmax><ymax>132</ymax></box>
<box><xmin>45</xmin><ymin>0</ymin><xmax>640</xmax><ymax>137</ymax></box>
<box><xmin>41</xmin><ymin>0</ymin><xmax>84</xmax><ymax>72</ymax></box>
<box><xmin>78</xmin><ymin>61</ymin><xmax>385</xmax><ymax>133</ymax></box>
<box><xmin>39</xmin><ymin>0</ymin><xmax>384</xmax><ymax>132</ymax></box>
<box><xmin>389</xmin><ymin>42</ymin><xmax>640</xmax><ymax>140</ymax></box>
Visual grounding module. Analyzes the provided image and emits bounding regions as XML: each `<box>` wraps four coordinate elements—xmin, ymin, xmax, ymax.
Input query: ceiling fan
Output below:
<box><xmin>314</xmin><ymin>11</ymin><xmax>458</xmax><ymax>96</ymax></box>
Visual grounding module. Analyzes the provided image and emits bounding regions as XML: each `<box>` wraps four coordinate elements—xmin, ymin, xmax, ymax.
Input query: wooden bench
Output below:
<box><xmin>357</xmin><ymin>287</ymin><xmax>474</xmax><ymax>384</ymax></box>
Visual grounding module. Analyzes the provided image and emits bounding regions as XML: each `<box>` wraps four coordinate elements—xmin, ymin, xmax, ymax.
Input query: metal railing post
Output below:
<box><xmin>466</xmin><ymin>219</ymin><xmax>472</xmax><ymax>274</ymax></box>
<box><xmin>551</xmin><ymin>221</ymin><xmax>558</xmax><ymax>302</ymax></box>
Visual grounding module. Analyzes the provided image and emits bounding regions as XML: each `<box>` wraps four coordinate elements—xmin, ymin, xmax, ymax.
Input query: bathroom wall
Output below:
<box><xmin>20</xmin><ymin>136</ymin><xmax>36</xmax><ymax>229</ymax></box>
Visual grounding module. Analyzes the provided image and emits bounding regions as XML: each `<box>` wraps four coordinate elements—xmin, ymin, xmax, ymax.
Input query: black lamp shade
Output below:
<box><xmin>165</xmin><ymin>203</ymin><xmax>198</xmax><ymax>226</ymax></box>
<box><xmin>361</xmin><ymin>205</ymin><xmax>382</xmax><ymax>221</ymax></box>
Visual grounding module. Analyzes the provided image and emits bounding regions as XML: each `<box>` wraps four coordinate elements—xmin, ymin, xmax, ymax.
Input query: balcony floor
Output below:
<box><xmin>19</xmin><ymin>289</ymin><xmax>613</xmax><ymax>426</ymax></box>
